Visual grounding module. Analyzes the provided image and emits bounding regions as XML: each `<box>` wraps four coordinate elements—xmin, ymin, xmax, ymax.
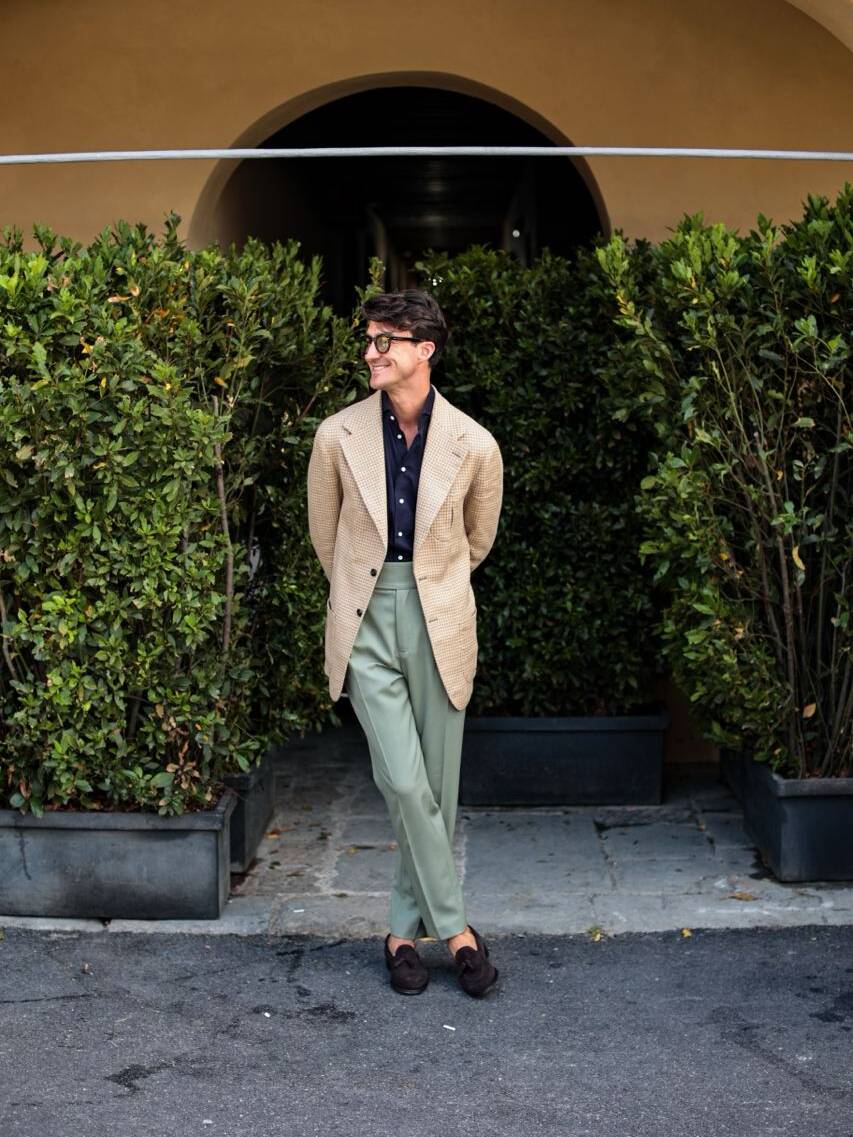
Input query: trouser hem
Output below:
<box><xmin>389</xmin><ymin>919</ymin><xmax>469</xmax><ymax>941</ymax></box>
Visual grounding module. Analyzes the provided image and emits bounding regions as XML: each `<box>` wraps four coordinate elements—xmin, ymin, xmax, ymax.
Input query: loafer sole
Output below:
<box><xmin>391</xmin><ymin>979</ymin><xmax>429</xmax><ymax>995</ymax></box>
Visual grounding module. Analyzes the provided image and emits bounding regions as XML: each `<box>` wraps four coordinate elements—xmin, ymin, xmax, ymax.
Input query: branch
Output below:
<box><xmin>0</xmin><ymin>590</ymin><xmax>22</xmax><ymax>683</ymax></box>
<box><xmin>211</xmin><ymin>395</ymin><xmax>234</xmax><ymax>654</ymax></box>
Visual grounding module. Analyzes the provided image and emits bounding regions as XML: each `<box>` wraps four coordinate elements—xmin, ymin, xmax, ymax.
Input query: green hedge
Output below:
<box><xmin>7</xmin><ymin>192</ymin><xmax>847</xmax><ymax>811</ymax></box>
<box><xmin>419</xmin><ymin>245</ymin><xmax>662</xmax><ymax>716</ymax></box>
<box><xmin>599</xmin><ymin>187</ymin><xmax>852</xmax><ymax>777</ymax></box>
<box><xmin>0</xmin><ymin>216</ymin><xmax>360</xmax><ymax>815</ymax></box>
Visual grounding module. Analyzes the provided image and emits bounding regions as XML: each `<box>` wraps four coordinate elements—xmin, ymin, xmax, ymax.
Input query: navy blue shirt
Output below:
<box><xmin>381</xmin><ymin>385</ymin><xmax>435</xmax><ymax>562</ymax></box>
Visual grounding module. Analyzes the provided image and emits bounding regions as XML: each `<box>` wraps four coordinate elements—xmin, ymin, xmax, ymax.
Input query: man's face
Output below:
<box><xmin>364</xmin><ymin>320</ymin><xmax>434</xmax><ymax>391</ymax></box>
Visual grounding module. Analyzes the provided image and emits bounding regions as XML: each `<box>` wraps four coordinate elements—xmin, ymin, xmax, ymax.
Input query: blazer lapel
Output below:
<box><xmin>340</xmin><ymin>391</ymin><xmax>387</xmax><ymax>550</ymax></box>
<box><xmin>414</xmin><ymin>387</ymin><xmax>469</xmax><ymax>554</ymax></box>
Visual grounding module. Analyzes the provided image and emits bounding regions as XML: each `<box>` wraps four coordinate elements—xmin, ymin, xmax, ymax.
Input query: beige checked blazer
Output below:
<box><xmin>306</xmin><ymin>384</ymin><xmax>503</xmax><ymax>711</ymax></box>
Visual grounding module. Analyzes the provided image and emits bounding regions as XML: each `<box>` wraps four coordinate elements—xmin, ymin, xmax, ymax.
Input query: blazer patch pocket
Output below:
<box><xmin>459</xmin><ymin>605</ymin><xmax>476</xmax><ymax>633</ymax></box>
<box><xmin>324</xmin><ymin>603</ymin><xmax>337</xmax><ymax>645</ymax></box>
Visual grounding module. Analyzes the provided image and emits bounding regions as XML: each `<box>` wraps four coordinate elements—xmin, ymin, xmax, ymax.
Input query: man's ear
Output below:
<box><xmin>419</xmin><ymin>340</ymin><xmax>435</xmax><ymax>363</ymax></box>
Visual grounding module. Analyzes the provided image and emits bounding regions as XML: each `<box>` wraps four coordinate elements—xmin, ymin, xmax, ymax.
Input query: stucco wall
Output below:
<box><xmin>1</xmin><ymin>0</ymin><xmax>852</xmax><ymax>246</ymax></box>
<box><xmin>788</xmin><ymin>0</ymin><xmax>853</xmax><ymax>52</ymax></box>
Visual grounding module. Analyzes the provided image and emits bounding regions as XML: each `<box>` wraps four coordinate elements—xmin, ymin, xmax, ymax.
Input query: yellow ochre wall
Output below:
<box><xmin>1</xmin><ymin>0</ymin><xmax>853</xmax><ymax>246</ymax></box>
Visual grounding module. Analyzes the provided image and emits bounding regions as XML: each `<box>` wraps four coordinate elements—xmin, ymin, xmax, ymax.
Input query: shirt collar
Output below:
<box><xmin>381</xmin><ymin>384</ymin><xmax>435</xmax><ymax>425</ymax></box>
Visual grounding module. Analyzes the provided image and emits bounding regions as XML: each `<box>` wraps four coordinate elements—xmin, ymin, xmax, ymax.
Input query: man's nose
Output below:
<box><xmin>365</xmin><ymin>341</ymin><xmax>381</xmax><ymax>361</ymax></box>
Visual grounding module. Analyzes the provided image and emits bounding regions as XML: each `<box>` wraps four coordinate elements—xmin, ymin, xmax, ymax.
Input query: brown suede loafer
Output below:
<box><xmin>384</xmin><ymin>934</ymin><xmax>429</xmax><ymax>995</ymax></box>
<box><xmin>454</xmin><ymin>925</ymin><xmax>499</xmax><ymax>997</ymax></box>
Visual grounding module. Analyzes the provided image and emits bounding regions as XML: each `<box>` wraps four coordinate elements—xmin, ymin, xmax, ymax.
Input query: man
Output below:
<box><xmin>306</xmin><ymin>289</ymin><xmax>503</xmax><ymax>997</ymax></box>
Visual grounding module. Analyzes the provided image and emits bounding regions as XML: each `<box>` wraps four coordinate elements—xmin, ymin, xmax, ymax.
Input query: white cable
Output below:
<box><xmin>1</xmin><ymin>146</ymin><xmax>853</xmax><ymax>166</ymax></box>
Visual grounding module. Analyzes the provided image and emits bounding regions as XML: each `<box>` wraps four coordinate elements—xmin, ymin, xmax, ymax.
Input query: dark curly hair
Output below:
<box><xmin>361</xmin><ymin>289</ymin><xmax>449</xmax><ymax>369</ymax></box>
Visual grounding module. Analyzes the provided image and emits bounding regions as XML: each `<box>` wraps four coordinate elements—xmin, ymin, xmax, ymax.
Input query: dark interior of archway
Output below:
<box><xmin>214</xmin><ymin>87</ymin><xmax>603</xmax><ymax>312</ymax></box>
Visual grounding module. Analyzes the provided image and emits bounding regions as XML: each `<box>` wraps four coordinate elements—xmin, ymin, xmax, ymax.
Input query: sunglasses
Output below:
<box><xmin>364</xmin><ymin>333</ymin><xmax>424</xmax><ymax>354</ymax></box>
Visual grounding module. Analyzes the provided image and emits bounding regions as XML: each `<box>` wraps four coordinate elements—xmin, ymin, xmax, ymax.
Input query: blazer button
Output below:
<box><xmin>356</xmin><ymin>608</ymin><xmax>363</xmax><ymax>616</ymax></box>
<box><xmin>370</xmin><ymin>568</ymin><xmax>377</xmax><ymax>576</ymax></box>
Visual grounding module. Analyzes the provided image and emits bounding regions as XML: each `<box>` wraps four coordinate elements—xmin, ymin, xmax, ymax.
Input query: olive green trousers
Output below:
<box><xmin>344</xmin><ymin>559</ymin><xmax>467</xmax><ymax>942</ymax></box>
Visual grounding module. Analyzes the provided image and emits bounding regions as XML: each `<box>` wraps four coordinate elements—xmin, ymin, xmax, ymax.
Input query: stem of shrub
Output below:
<box><xmin>0</xmin><ymin>591</ymin><xmax>21</xmax><ymax>682</ymax></box>
<box><xmin>212</xmin><ymin>395</ymin><xmax>233</xmax><ymax>654</ymax></box>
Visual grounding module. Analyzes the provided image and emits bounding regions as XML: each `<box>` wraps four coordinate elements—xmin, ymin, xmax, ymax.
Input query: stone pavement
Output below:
<box><xmin>4</xmin><ymin>710</ymin><xmax>852</xmax><ymax>938</ymax></box>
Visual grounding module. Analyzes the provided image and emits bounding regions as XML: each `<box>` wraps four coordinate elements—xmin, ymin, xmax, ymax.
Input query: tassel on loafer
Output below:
<box><xmin>384</xmin><ymin>934</ymin><xmax>429</xmax><ymax>995</ymax></box>
<box><xmin>454</xmin><ymin>925</ymin><xmax>499</xmax><ymax>997</ymax></box>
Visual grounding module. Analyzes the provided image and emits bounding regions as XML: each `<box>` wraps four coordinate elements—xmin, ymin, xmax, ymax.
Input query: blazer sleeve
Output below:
<box><xmin>463</xmin><ymin>437</ymin><xmax>503</xmax><ymax>574</ymax></box>
<box><xmin>306</xmin><ymin>423</ymin><xmax>342</xmax><ymax>583</ymax></box>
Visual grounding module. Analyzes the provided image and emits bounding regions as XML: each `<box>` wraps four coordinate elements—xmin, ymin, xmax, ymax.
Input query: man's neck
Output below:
<box><xmin>385</xmin><ymin>380</ymin><xmax>432</xmax><ymax>431</ymax></box>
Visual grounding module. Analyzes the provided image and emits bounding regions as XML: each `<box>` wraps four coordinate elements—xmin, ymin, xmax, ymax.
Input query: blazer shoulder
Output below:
<box><xmin>314</xmin><ymin>392</ymin><xmax>377</xmax><ymax>438</ymax></box>
<box><xmin>451</xmin><ymin>404</ymin><xmax>501</xmax><ymax>457</ymax></box>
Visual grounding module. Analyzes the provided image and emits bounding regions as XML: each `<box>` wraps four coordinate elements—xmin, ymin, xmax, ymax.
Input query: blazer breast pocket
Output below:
<box><xmin>431</xmin><ymin>496</ymin><xmax>457</xmax><ymax>543</ymax></box>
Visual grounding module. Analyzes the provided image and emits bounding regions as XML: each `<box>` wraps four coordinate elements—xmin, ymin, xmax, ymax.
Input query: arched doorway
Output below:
<box><xmin>201</xmin><ymin>84</ymin><xmax>605</xmax><ymax>310</ymax></box>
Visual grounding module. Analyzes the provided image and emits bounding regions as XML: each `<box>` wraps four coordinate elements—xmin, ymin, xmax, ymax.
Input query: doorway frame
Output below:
<box><xmin>188</xmin><ymin>70</ymin><xmax>610</xmax><ymax>249</ymax></box>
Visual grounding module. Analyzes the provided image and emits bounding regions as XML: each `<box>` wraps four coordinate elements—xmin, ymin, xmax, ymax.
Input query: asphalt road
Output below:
<box><xmin>1</xmin><ymin>925</ymin><xmax>852</xmax><ymax>1137</ymax></box>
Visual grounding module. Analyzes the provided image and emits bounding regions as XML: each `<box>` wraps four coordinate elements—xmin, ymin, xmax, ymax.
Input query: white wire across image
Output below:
<box><xmin>2</xmin><ymin>146</ymin><xmax>853</xmax><ymax>166</ymax></box>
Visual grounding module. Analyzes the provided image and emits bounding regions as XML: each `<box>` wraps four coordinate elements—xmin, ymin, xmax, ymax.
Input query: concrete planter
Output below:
<box><xmin>459</xmin><ymin>706</ymin><xmax>671</xmax><ymax>805</ymax></box>
<box><xmin>0</xmin><ymin>789</ymin><xmax>237</xmax><ymax>919</ymax></box>
<box><xmin>721</xmin><ymin>749</ymin><xmax>853</xmax><ymax>882</ymax></box>
<box><xmin>222</xmin><ymin>749</ymin><xmax>276</xmax><ymax>872</ymax></box>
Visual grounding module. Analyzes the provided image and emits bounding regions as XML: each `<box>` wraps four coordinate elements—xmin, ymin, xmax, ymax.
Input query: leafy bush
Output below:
<box><xmin>116</xmin><ymin>218</ymin><xmax>361</xmax><ymax>748</ymax></box>
<box><xmin>419</xmin><ymin>245</ymin><xmax>662</xmax><ymax>716</ymax></box>
<box><xmin>599</xmin><ymin>187</ymin><xmax>852</xmax><ymax>777</ymax></box>
<box><xmin>0</xmin><ymin>217</ymin><xmax>359</xmax><ymax>815</ymax></box>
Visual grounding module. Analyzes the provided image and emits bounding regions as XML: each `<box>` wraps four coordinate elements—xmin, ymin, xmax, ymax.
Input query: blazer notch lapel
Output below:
<box><xmin>340</xmin><ymin>393</ymin><xmax>387</xmax><ymax>550</ymax></box>
<box><xmin>414</xmin><ymin>392</ymin><xmax>468</xmax><ymax>554</ymax></box>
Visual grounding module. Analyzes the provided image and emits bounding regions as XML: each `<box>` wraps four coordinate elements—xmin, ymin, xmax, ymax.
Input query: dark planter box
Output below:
<box><xmin>460</xmin><ymin>706</ymin><xmax>671</xmax><ymax>805</ymax></box>
<box><xmin>721</xmin><ymin>749</ymin><xmax>853</xmax><ymax>882</ymax></box>
<box><xmin>0</xmin><ymin>790</ymin><xmax>237</xmax><ymax>919</ymax></box>
<box><xmin>222</xmin><ymin>749</ymin><xmax>276</xmax><ymax>873</ymax></box>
